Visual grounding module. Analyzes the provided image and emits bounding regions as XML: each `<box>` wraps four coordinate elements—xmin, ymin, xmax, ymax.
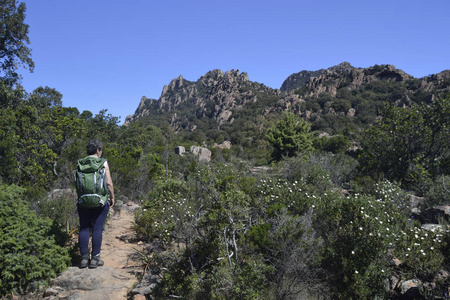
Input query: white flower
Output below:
<box><xmin>355</xmin><ymin>270</ymin><xmax>359</xmax><ymax>274</ymax></box>
<box><xmin>351</xmin><ymin>251</ymin><xmax>355</xmax><ymax>255</ymax></box>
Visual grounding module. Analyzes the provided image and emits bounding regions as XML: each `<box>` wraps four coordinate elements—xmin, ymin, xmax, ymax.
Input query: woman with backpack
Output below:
<box><xmin>75</xmin><ymin>139</ymin><xmax>115</xmax><ymax>268</ymax></box>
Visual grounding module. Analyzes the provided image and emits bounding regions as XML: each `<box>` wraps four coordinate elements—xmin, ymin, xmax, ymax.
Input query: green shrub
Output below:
<box><xmin>424</xmin><ymin>175</ymin><xmax>450</xmax><ymax>207</ymax></box>
<box><xmin>0</xmin><ymin>184</ymin><xmax>71</xmax><ymax>295</ymax></box>
<box><xmin>315</xmin><ymin>193</ymin><xmax>392</xmax><ymax>299</ymax></box>
<box><xmin>247</xmin><ymin>208</ymin><xmax>327</xmax><ymax>299</ymax></box>
<box><xmin>134</xmin><ymin>155</ymin><xmax>449</xmax><ymax>299</ymax></box>
<box><xmin>313</xmin><ymin>135</ymin><xmax>350</xmax><ymax>153</ymax></box>
<box><xmin>36</xmin><ymin>194</ymin><xmax>79</xmax><ymax>233</ymax></box>
<box><xmin>315</xmin><ymin>181</ymin><xmax>448</xmax><ymax>299</ymax></box>
<box><xmin>134</xmin><ymin>179</ymin><xmax>189</xmax><ymax>244</ymax></box>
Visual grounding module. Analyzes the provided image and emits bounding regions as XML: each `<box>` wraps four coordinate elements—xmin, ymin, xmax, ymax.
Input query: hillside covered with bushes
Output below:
<box><xmin>0</xmin><ymin>1</ymin><xmax>449</xmax><ymax>298</ymax></box>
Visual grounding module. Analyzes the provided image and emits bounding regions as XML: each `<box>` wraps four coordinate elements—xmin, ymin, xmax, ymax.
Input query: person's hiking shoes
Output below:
<box><xmin>80</xmin><ymin>255</ymin><xmax>90</xmax><ymax>268</ymax></box>
<box><xmin>89</xmin><ymin>254</ymin><xmax>104</xmax><ymax>268</ymax></box>
<box><xmin>79</xmin><ymin>254</ymin><xmax>104</xmax><ymax>269</ymax></box>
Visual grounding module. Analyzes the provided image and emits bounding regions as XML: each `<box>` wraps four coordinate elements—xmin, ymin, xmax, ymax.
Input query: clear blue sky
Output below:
<box><xmin>20</xmin><ymin>0</ymin><xmax>450</xmax><ymax>124</ymax></box>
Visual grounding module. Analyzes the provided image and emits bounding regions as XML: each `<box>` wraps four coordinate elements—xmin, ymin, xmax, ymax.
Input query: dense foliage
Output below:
<box><xmin>0</xmin><ymin>2</ymin><xmax>449</xmax><ymax>297</ymax></box>
<box><xmin>1</xmin><ymin>64</ymin><xmax>448</xmax><ymax>299</ymax></box>
<box><xmin>0</xmin><ymin>184</ymin><xmax>71</xmax><ymax>295</ymax></box>
<box><xmin>266</xmin><ymin>111</ymin><xmax>313</xmax><ymax>160</ymax></box>
<box><xmin>0</xmin><ymin>0</ymin><xmax>34</xmax><ymax>84</ymax></box>
<box><xmin>359</xmin><ymin>96</ymin><xmax>450</xmax><ymax>194</ymax></box>
<box><xmin>134</xmin><ymin>158</ymin><xmax>449</xmax><ymax>299</ymax></box>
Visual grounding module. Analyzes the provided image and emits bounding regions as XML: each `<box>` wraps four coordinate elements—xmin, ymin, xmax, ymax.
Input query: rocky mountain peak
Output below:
<box><xmin>124</xmin><ymin>64</ymin><xmax>449</xmax><ymax>130</ymax></box>
<box><xmin>329</xmin><ymin>61</ymin><xmax>354</xmax><ymax>73</ymax></box>
<box><xmin>124</xmin><ymin>69</ymin><xmax>275</xmax><ymax>127</ymax></box>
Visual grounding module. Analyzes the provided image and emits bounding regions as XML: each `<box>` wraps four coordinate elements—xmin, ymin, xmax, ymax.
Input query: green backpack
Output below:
<box><xmin>75</xmin><ymin>156</ymin><xmax>109</xmax><ymax>208</ymax></box>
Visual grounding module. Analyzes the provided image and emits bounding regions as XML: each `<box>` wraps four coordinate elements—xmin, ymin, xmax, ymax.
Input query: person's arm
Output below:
<box><xmin>104</xmin><ymin>161</ymin><xmax>115</xmax><ymax>207</ymax></box>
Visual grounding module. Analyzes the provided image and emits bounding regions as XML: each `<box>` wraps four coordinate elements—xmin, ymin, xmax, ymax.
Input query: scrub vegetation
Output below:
<box><xmin>0</xmin><ymin>1</ymin><xmax>449</xmax><ymax>298</ymax></box>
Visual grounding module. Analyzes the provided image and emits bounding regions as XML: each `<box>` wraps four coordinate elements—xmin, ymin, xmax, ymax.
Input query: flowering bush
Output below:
<box><xmin>315</xmin><ymin>180</ymin><xmax>448</xmax><ymax>298</ymax></box>
<box><xmin>135</xmin><ymin>179</ymin><xmax>193</xmax><ymax>245</ymax></box>
<box><xmin>135</xmin><ymin>160</ymin><xmax>449</xmax><ymax>299</ymax></box>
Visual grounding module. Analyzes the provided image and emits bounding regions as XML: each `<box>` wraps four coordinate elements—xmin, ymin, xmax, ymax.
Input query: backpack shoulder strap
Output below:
<box><xmin>100</xmin><ymin>158</ymin><xmax>107</xmax><ymax>168</ymax></box>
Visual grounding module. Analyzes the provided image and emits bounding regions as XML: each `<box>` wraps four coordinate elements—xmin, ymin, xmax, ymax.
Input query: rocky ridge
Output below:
<box><xmin>124</xmin><ymin>62</ymin><xmax>450</xmax><ymax>132</ymax></box>
<box><xmin>124</xmin><ymin>69</ymin><xmax>278</xmax><ymax>129</ymax></box>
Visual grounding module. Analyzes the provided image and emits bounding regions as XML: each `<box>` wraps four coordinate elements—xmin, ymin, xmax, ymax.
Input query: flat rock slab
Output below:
<box><xmin>48</xmin><ymin>266</ymin><xmax>136</xmax><ymax>299</ymax></box>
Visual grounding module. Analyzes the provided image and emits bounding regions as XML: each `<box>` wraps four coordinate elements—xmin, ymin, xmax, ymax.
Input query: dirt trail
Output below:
<box><xmin>46</xmin><ymin>203</ymin><xmax>146</xmax><ymax>300</ymax></box>
<box><xmin>102</xmin><ymin>204</ymin><xmax>143</xmax><ymax>271</ymax></box>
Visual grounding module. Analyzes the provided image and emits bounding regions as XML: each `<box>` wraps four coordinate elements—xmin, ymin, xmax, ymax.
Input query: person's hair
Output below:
<box><xmin>87</xmin><ymin>139</ymin><xmax>103</xmax><ymax>155</ymax></box>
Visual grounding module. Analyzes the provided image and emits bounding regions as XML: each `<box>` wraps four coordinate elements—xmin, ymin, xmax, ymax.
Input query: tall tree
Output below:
<box><xmin>29</xmin><ymin>86</ymin><xmax>62</xmax><ymax>109</ymax></box>
<box><xmin>266</xmin><ymin>111</ymin><xmax>313</xmax><ymax>160</ymax></box>
<box><xmin>0</xmin><ymin>0</ymin><xmax>34</xmax><ymax>84</ymax></box>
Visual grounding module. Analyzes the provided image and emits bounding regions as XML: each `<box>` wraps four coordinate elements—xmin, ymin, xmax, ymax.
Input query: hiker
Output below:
<box><xmin>76</xmin><ymin>139</ymin><xmax>115</xmax><ymax>268</ymax></box>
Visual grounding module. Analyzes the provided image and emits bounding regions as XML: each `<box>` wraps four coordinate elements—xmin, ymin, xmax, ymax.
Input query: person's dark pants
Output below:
<box><xmin>77</xmin><ymin>201</ymin><xmax>110</xmax><ymax>257</ymax></box>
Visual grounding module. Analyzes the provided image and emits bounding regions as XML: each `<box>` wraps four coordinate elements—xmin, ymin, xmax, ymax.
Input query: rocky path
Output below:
<box><xmin>44</xmin><ymin>203</ymin><xmax>146</xmax><ymax>300</ymax></box>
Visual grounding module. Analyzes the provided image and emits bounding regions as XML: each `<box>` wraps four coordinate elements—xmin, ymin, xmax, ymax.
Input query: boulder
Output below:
<box><xmin>414</xmin><ymin>206</ymin><xmax>449</xmax><ymax>223</ymax></box>
<box><xmin>400</xmin><ymin>279</ymin><xmax>421</xmax><ymax>298</ymax></box>
<box><xmin>409</xmin><ymin>194</ymin><xmax>425</xmax><ymax>208</ymax></box>
<box><xmin>421</xmin><ymin>223</ymin><xmax>445</xmax><ymax>232</ymax></box>
<box><xmin>190</xmin><ymin>146</ymin><xmax>211</xmax><ymax>163</ymax></box>
<box><xmin>216</xmin><ymin>109</ymin><xmax>232</xmax><ymax>124</ymax></box>
<box><xmin>212</xmin><ymin>141</ymin><xmax>231</xmax><ymax>149</ymax></box>
<box><xmin>175</xmin><ymin>146</ymin><xmax>186</xmax><ymax>156</ymax></box>
<box><xmin>437</xmin><ymin>205</ymin><xmax>450</xmax><ymax>217</ymax></box>
<box><xmin>347</xmin><ymin>107</ymin><xmax>356</xmax><ymax>118</ymax></box>
<box><xmin>131</xmin><ymin>267</ymin><xmax>161</xmax><ymax>296</ymax></box>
